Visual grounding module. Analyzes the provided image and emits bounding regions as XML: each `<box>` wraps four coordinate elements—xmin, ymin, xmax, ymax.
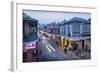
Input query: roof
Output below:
<box><xmin>46</xmin><ymin>22</ymin><xmax>60</xmax><ymax>27</ymax></box>
<box><xmin>23</xmin><ymin>13</ymin><xmax>38</xmax><ymax>26</ymax></box>
<box><xmin>63</xmin><ymin>17</ymin><xmax>90</xmax><ymax>25</ymax></box>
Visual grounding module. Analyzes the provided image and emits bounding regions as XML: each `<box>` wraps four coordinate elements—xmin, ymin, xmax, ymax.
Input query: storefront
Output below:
<box><xmin>68</xmin><ymin>36</ymin><xmax>91</xmax><ymax>57</ymax></box>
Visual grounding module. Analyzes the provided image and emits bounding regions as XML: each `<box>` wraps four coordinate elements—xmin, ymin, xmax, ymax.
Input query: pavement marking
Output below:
<box><xmin>48</xmin><ymin>44</ymin><xmax>56</xmax><ymax>52</ymax></box>
<box><xmin>45</xmin><ymin>45</ymin><xmax>52</xmax><ymax>53</ymax></box>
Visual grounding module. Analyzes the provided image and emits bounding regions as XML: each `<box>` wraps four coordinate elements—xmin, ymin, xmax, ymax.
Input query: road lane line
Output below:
<box><xmin>48</xmin><ymin>44</ymin><xmax>56</xmax><ymax>52</ymax></box>
<box><xmin>45</xmin><ymin>45</ymin><xmax>52</xmax><ymax>53</ymax></box>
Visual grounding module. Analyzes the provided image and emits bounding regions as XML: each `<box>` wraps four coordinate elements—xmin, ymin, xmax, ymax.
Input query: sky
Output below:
<box><xmin>23</xmin><ymin>10</ymin><xmax>91</xmax><ymax>24</ymax></box>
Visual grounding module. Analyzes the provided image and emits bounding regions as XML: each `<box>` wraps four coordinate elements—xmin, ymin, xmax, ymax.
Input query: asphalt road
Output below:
<box><xmin>37</xmin><ymin>32</ymin><xmax>72</xmax><ymax>61</ymax></box>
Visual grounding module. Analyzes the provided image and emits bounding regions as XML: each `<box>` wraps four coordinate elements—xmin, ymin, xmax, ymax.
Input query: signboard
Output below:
<box><xmin>23</xmin><ymin>41</ymin><xmax>37</xmax><ymax>50</ymax></box>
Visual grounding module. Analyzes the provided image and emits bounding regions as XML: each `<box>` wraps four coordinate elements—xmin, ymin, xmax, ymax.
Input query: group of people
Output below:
<box><xmin>64</xmin><ymin>42</ymin><xmax>80</xmax><ymax>56</ymax></box>
<box><xmin>64</xmin><ymin>41</ymin><xmax>90</xmax><ymax>58</ymax></box>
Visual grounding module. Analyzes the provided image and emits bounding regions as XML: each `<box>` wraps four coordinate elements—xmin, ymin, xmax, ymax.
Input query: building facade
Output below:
<box><xmin>23</xmin><ymin>12</ymin><xmax>38</xmax><ymax>62</ymax></box>
<box><xmin>60</xmin><ymin>17</ymin><xmax>91</xmax><ymax>38</ymax></box>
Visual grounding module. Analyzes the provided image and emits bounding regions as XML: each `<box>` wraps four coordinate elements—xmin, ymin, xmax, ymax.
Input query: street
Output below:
<box><xmin>36</xmin><ymin>30</ymin><xmax>91</xmax><ymax>62</ymax></box>
<box><xmin>37</xmin><ymin>31</ymin><xmax>72</xmax><ymax>61</ymax></box>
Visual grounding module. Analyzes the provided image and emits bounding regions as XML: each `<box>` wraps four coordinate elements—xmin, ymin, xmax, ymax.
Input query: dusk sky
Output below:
<box><xmin>23</xmin><ymin>10</ymin><xmax>91</xmax><ymax>24</ymax></box>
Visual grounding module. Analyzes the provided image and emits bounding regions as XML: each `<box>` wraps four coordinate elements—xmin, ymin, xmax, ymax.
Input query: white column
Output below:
<box><xmin>66</xmin><ymin>25</ymin><xmax>68</xmax><ymax>36</ymax></box>
<box><xmin>69</xmin><ymin>25</ymin><xmax>72</xmax><ymax>37</ymax></box>
<box><xmin>80</xmin><ymin>24</ymin><xmax>83</xmax><ymax>36</ymax></box>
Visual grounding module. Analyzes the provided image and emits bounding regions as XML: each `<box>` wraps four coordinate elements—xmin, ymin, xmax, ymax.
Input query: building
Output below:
<box><xmin>45</xmin><ymin>22</ymin><xmax>60</xmax><ymax>34</ymax></box>
<box><xmin>23</xmin><ymin>13</ymin><xmax>38</xmax><ymax>42</ymax></box>
<box><xmin>59</xmin><ymin>17</ymin><xmax>91</xmax><ymax>52</ymax></box>
<box><xmin>60</xmin><ymin>19</ymin><xmax>70</xmax><ymax>36</ymax></box>
<box><xmin>23</xmin><ymin>13</ymin><xmax>38</xmax><ymax>62</ymax></box>
<box><xmin>60</xmin><ymin>17</ymin><xmax>91</xmax><ymax>37</ymax></box>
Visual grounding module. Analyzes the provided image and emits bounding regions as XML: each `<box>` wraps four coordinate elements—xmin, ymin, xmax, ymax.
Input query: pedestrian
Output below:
<box><xmin>64</xmin><ymin>47</ymin><xmax>67</xmax><ymax>53</ymax></box>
